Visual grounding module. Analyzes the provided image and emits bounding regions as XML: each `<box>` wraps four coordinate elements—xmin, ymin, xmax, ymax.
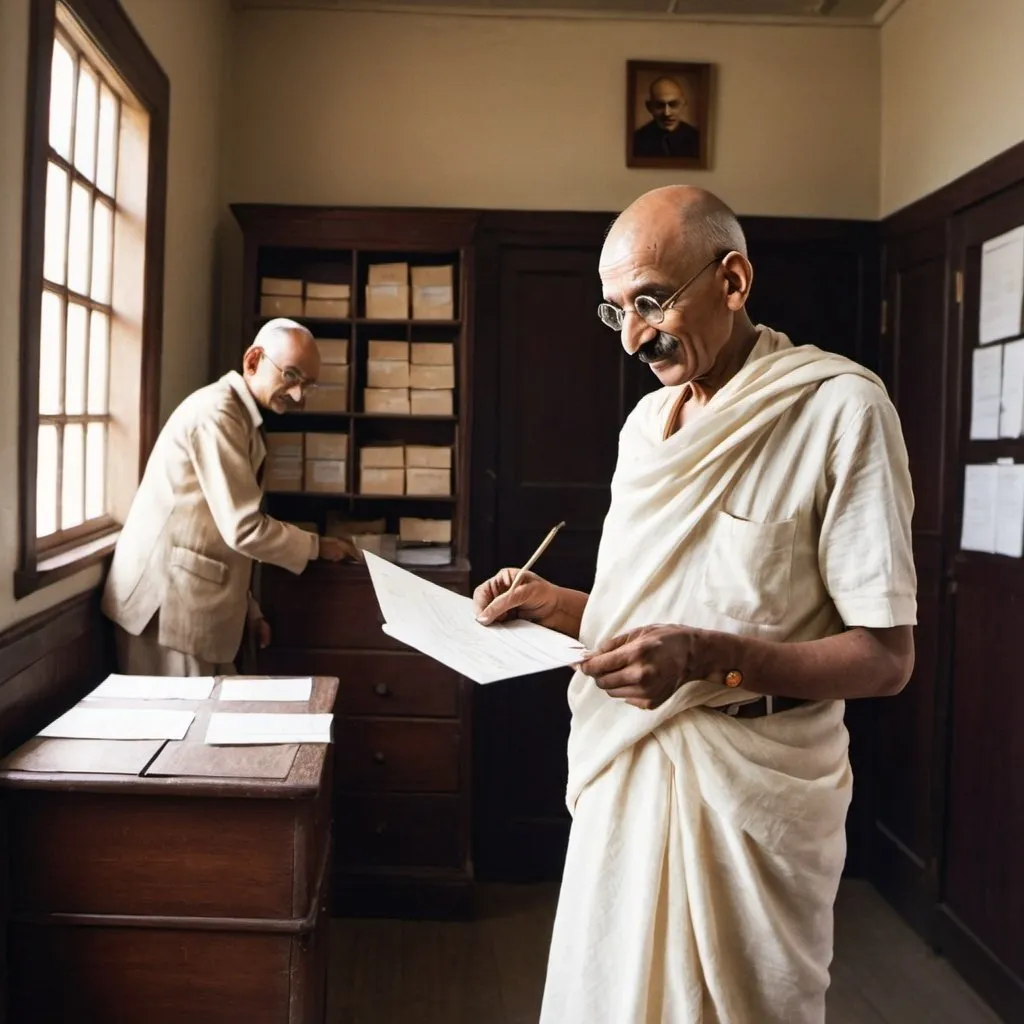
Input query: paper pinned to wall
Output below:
<box><xmin>999</xmin><ymin>338</ymin><xmax>1024</xmax><ymax>438</ymax></box>
<box><xmin>980</xmin><ymin>226</ymin><xmax>1024</xmax><ymax>344</ymax></box>
<box><xmin>961</xmin><ymin>465</ymin><xmax>999</xmax><ymax>553</ymax></box>
<box><xmin>970</xmin><ymin>344</ymin><xmax>1003</xmax><ymax>439</ymax></box>
<box><xmin>995</xmin><ymin>462</ymin><xmax>1024</xmax><ymax>558</ymax></box>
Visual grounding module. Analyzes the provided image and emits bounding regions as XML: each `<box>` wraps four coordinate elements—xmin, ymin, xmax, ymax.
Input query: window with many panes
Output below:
<box><xmin>17</xmin><ymin>0</ymin><xmax>167</xmax><ymax>596</ymax></box>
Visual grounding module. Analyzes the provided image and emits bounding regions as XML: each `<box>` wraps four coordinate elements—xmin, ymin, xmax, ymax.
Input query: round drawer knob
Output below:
<box><xmin>372</xmin><ymin>750</ymin><xmax>386</xmax><ymax>764</ymax></box>
<box><xmin>374</xmin><ymin>683</ymin><xmax>390</xmax><ymax>697</ymax></box>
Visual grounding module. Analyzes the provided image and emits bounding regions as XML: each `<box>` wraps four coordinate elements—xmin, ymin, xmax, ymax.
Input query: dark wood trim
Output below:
<box><xmin>13</xmin><ymin>535</ymin><xmax>116</xmax><ymax>600</ymax></box>
<box><xmin>0</xmin><ymin>591</ymin><xmax>97</xmax><ymax>685</ymax></box>
<box><xmin>17</xmin><ymin>0</ymin><xmax>169</xmax><ymax>594</ymax></box>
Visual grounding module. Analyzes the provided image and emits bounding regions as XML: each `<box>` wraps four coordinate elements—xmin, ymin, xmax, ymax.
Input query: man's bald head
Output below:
<box><xmin>645</xmin><ymin>77</ymin><xmax>689</xmax><ymax>132</ymax></box>
<box><xmin>243</xmin><ymin>318</ymin><xmax>321</xmax><ymax>414</ymax></box>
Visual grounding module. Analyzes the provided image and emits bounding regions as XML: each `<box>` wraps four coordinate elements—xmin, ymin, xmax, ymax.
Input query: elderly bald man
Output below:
<box><xmin>475</xmin><ymin>187</ymin><xmax>916</xmax><ymax>1022</ymax></box>
<box><xmin>103</xmin><ymin>319</ymin><xmax>354</xmax><ymax>677</ymax></box>
<box><xmin>633</xmin><ymin>75</ymin><xmax>700</xmax><ymax>159</ymax></box>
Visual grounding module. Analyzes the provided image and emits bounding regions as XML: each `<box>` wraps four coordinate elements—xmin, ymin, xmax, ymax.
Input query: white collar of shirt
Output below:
<box><xmin>224</xmin><ymin>370</ymin><xmax>263</xmax><ymax>429</ymax></box>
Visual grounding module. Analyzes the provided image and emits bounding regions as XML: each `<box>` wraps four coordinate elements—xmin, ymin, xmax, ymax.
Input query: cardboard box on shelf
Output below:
<box><xmin>259</xmin><ymin>295</ymin><xmax>304</xmax><ymax>318</ymax></box>
<box><xmin>304</xmin><ymin>385</ymin><xmax>348</xmax><ymax>413</ymax></box>
<box><xmin>353</xmin><ymin>533</ymin><xmax>399</xmax><ymax>561</ymax></box>
<box><xmin>404</xmin><ymin>445</ymin><xmax>452</xmax><ymax>469</ymax></box>
<box><xmin>368</xmin><ymin>340</ymin><xmax>409</xmax><ymax>361</ymax></box>
<box><xmin>260</xmin><ymin>277</ymin><xmax>302</xmax><ymax>296</ymax></box>
<box><xmin>304</xmin><ymin>458</ymin><xmax>347</xmax><ymax>494</ymax></box>
<box><xmin>365</xmin><ymin>284</ymin><xmax>409</xmax><ymax>320</ymax></box>
<box><xmin>367</xmin><ymin>359</ymin><xmax>410</xmax><ymax>388</ymax></box>
<box><xmin>368</xmin><ymin>263</ymin><xmax>409</xmax><ymax>286</ymax></box>
<box><xmin>364</xmin><ymin>388</ymin><xmax>410</xmax><ymax>415</ymax></box>
<box><xmin>315</xmin><ymin>338</ymin><xmax>349</xmax><ymax>364</ymax></box>
<box><xmin>411</xmin><ymin>342</ymin><xmax>454</xmax><ymax>366</ymax></box>
<box><xmin>317</xmin><ymin>363</ymin><xmax>349</xmax><ymax>387</ymax></box>
<box><xmin>409</xmin><ymin>363</ymin><xmax>455</xmax><ymax>390</ymax></box>
<box><xmin>410</xmin><ymin>389</ymin><xmax>453</xmax><ymax>416</ymax></box>
<box><xmin>304</xmin><ymin>297</ymin><xmax>350</xmax><ymax>319</ymax></box>
<box><xmin>263</xmin><ymin>456</ymin><xmax>303</xmax><ymax>492</ymax></box>
<box><xmin>305</xmin><ymin>432</ymin><xmax>349</xmax><ymax>461</ymax></box>
<box><xmin>411</xmin><ymin>265</ymin><xmax>454</xmax><ymax>321</ymax></box>
<box><xmin>305</xmin><ymin>282</ymin><xmax>351</xmax><ymax>300</ymax></box>
<box><xmin>325</xmin><ymin>513</ymin><xmax>386</xmax><ymax>538</ymax></box>
<box><xmin>360</xmin><ymin>444</ymin><xmax>405</xmax><ymax>469</ymax></box>
<box><xmin>265</xmin><ymin>433</ymin><xmax>304</xmax><ymax>459</ymax></box>
<box><xmin>360</xmin><ymin>467</ymin><xmax>405</xmax><ymax>495</ymax></box>
<box><xmin>397</xmin><ymin>545</ymin><xmax>453</xmax><ymax>567</ymax></box>
<box><xmin>406</xmin><ymin>467</ymin><xmax>451</xmax><ymax>496</ymax></box>
<box><xmin>399</xmin><ymin>517</ymin><xmax>452</xmax><ymax>544</ymax></box>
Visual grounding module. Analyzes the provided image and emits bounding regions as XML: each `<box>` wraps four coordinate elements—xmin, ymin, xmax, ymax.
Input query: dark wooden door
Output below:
<box><xmin>870</xmin><ymin>224</ymin><xmax>953</xmax><ymax>935</ymax></box>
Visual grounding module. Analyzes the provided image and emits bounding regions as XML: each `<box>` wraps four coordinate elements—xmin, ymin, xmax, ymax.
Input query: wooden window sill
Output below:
<box><xmin>15</xmin><ymin>529</ymin><xmax>120</xmax><ymax>599</ymax></box>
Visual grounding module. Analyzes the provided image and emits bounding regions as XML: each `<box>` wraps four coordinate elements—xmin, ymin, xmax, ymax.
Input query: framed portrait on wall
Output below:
<box><xmin>626</xmin><ymin>60</ymin><xmax>712</xmax><ymax>170</ymax></box>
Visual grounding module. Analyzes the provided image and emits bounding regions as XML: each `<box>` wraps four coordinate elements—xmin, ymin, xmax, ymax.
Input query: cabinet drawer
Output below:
<box><xmin>337</xmin><ymin>720</ymin><xmax>460</xmax><ymax>793</ymax></box>
<box><xmin>336</xmin><ymin>794</ymin><xmax>464</xmax><ymax>869</ymax></box>
<box><xmin>261</xmin><ymin>650</ymin><xmax>460</xmax><ymax>718</ymax></box>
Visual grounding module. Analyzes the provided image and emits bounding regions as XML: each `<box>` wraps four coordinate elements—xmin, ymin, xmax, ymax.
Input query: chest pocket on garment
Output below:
<box><xmin>171</xmin><ymin>546</ymin><xmax>228</xmax><ymax>586</ymax></box>
<box><xmin>698</xmin><ymin>512</ymin><xmax>796</xmax><ymax>625</ymax></box>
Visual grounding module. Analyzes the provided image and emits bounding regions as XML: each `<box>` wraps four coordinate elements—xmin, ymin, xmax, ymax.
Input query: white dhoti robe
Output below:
<box><xmin>540</xmin><ymin>329</ymin><xmax>917</xmax><ymax>1024</ymax></box>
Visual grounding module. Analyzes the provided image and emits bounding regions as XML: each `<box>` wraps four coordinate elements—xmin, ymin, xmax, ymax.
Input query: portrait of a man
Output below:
<box><xmin>627</xmin><ymin>61</ymin><xmax>712</xmax><ymax>170</ymax></box>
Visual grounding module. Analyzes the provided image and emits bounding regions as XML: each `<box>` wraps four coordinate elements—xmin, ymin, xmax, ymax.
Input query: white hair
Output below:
<box><xmin>251</xmin><ymin>318</ymin><xmax>313</xmax><ymax>350</ymax></box>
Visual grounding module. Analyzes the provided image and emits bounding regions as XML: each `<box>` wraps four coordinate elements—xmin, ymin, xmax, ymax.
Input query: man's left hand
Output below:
<box><xmin>255</xmin><ymin>617</ymin><xmax>272</xmax><ymax>650</ymax></box>
<box><xmin>579</xmin><ymin>625</ymin><xmax>714</xmax><ymax>710</ymax></box>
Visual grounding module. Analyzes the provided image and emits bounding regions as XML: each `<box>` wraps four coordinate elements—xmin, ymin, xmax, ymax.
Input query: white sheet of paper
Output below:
<box><xmin>961</xmin><ymin>464</ymin><xmax>999</xmax><ymax>553</ymax></box>
<box><xmin>87</xmin><ymin>674</ymin><xmax>215</xmax><ymax>701</ymax></box>
<box><xmin>218</xmin><ymin>678</ymin><xmax>313</xmax><ymax>702</ymax></box>
<box><xmin>980</xmin><ymin>226</ymin><xmax>1024</xmax><ymax>344</ymax></box>
<box><xmin>205</xmin><ymin>712</ymin><xmax>332</xmax><ymax>745</ymax></box>
<box><xmin>970</xmin><ymin>345</ymin><xmax>1003</xmax><ymax>439</ymax></box>
<box><xmin>364</xmin><ymin>551</ymin><xmax>586</xmax><ymax>685</ymax></box>
<box><xmin>39</xmin><ymin>707</ymin><xmax>195</xmax><ymax>741</ymax></box>
<box><xmin>994</xmin><ymin>463</ymin><xmax>1024</xmax><ymax>558</ymax></box>
<box><xmin>1000</xmin><ymin>338</ymin><xmax>1024</xmax><ymax>437</ymax></box>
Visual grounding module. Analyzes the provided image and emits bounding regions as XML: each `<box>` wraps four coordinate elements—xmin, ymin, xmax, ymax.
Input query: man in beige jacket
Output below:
<box><xmin>102</xmin><ymin>319</ymin><xmax>353</xmax><ymax>675</ymax></box>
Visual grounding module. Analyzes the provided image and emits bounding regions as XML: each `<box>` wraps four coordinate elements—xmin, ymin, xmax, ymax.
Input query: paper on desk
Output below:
<box><xmin>970</xmin><ymin>345</ymin><xmax>1003</xmax><ymax>440</ymax></box>
<box><xmin>39</xmin><ymin>707</ymin><xmax>195</xmax><ymax>741</ymax></box>
<box><xmin>86</xmin><ymin>674</ymin><xmax>215</xmax><ymax>701</ymax></box>
<box><xmin>980</xmin><ymin>226</ymin><xmax>1024</xmax><ymax>344</ymax></box>
<box><xmin>364</xmin><ymin>551</ymin><xmax>586</xmax><ymax>685</ymax></box>
<box><xmin>1000</xmin><ymin>339</ymin><xmax>1024</xmax><ymax>437</ymax></box>
<box><xmin>218</xmin><ymin>678</ymin><xmax>313</xmax><ymax>702</ymax></box>
<box><xmin>961</xmin><ymin>464</ymin><xmax>999</xmax><ymax>553</ymax></box>
<box><xmin>995</xmin><ymin>462</ymin><xmax>1024</xmax><ymax>558</ymax></box>
<box><xmin>205</xmin><ymin>713</ymin><xmax>332</xmax><ymax>745</ymax></box>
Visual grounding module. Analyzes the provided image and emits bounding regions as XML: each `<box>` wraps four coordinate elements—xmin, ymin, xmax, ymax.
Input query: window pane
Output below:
<box><xmin>67</xmin><ymin>182</ymin><xmax>91</xmax><ymax>295</ymax></box>
<box><xmin>49</xmin><ymin>40</ymin><xmax>75</xmax><ymax>161</ymax></box>
<box><xmin>91</xmin><ymin>199</ymin><xmax>113</xmax><ymax>302</ymax></box>
<box><xmin>39</xmin><ymin>291</ymin><xmax>65</xmax><ymax>415</ymax></box>
<box><xmin>65</xmin><ymin>302</ymin><xmax>87</xmax><ymax>415</ymax></box>
<box><xmin>85</xmin><ymin>422</ymin><xmax>106</xmax><ymax>520</ymax></box>
<box><xmin>62</xmin><ymin>423</ymin><xmax>85</xmax><ymax>530</ymax></box>
<box><xmin>43</xmin><ymin>162</ymin><xmax>69</xmax><ymax>285</ymax></box>
<box><xmin>36</xmin><ymin>424</ymin><xmax>59</xmax><ymax>539</ymax></box>
<box><xmin>87</xmin><ymin>311</ymin><xmax>109</xmax><ymax>414</ymax></box>
<box><xmin>96</xmin><ymin>85</ymin><xmax>118</xmax><ymax>196</ymax></box>
<box><xmin>73</xmin><ymin>63</ymin><xmax>98</xmax><ymax>182</ymax></box>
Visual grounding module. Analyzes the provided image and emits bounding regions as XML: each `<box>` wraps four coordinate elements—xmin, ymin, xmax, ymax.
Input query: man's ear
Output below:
<box><xmin>242</xmin><ymin>346</ymin><xmax>262</xmax><ymax>376</ymax></box>
<box><xmin>722</xmin><ymin>253</ymin><xmax>753</xmax><ymax>310</ymax></box>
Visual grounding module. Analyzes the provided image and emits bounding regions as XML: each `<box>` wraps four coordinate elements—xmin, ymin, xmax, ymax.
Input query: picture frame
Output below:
<box><xmin>626</xmin><ymin>60</ymin><xmax>712</xmax><ymax>171</ymax></box>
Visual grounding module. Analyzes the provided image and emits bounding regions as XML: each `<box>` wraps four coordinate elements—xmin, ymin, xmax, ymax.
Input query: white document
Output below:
<box><xmin>39</xmin><ymin>707</ymin><xmax>195</xmax><ymax>741</ymax></box>
<box><xmin>87</xmin><ymin>674</ymin><xmax>215</xmax><ymax>701</ymax></box>
<box><xmin>218</xmin><ymin>678</ymin><xmax>313</xmax><ymax>702</ymax></box>
<box><xmin>995</xmin><ymin>463</ymin><xmax>1024</xmax><ymax>558</ymax></box>
<box><xmin>1000</xmin><ymin>338</ymin><xmax>1024</xmax><ymax>437</ymax></box>
<box><xmin>364</xmin><ymin>551</ymin><xmax>586</xmax><ymax>685</ymax></box>
<box><xmin>205</xmin><ymin>712</ymin><xmax>332</xmax><ymax>745</ymax></box>
<box><xmin>980</xmin><ymin>226</ymin><xmax>1024</xmax><ymax>344</ymax></box>
<box><xmin>960</xmin><ymin>464</ymin><xmax>999</xmax><ymax>553</ymax></box>
<box><xmin>969</xmin><ymin>344</ymin><xmax>1003</xmax><ymax>440</ymax></box>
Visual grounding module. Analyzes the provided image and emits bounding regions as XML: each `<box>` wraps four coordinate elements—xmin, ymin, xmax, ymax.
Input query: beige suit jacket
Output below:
<box><xmin>102</xmin><ymin>371</ymin><xmax>316</xmax><ymax>664</ymax></box>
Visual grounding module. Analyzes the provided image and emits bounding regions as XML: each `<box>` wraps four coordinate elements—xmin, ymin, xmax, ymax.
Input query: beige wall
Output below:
<box><xmin>224</xmin><ymin>10</ymin><xmax>881</xmax><ymax>219</ymax></box>
<box><xmin>881</xmin><ymin>0</ymin><xmax>1024</xmax><ymax>215</ymax></box>
<box><xmin>0</xmin><ymin>0</ymin><xmax>230</xmax><ymax>630</ymax></box>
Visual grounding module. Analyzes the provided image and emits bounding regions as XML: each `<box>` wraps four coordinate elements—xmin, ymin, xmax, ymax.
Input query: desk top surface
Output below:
<box><xmin>0</xmin><ymin>676</ymin><xmax>338</xmax><ymax>800</ymax></box>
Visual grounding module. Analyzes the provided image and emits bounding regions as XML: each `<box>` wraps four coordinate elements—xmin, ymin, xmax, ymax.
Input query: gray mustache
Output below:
<box><xmin>638</xmin><ymin>333</ymin><xmax>679</xmax><ymax>363</ymax></box>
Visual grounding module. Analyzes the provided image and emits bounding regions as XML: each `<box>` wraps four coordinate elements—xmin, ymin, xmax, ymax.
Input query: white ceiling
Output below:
<box><xmin>234</xmin><ymin>0</ymin><xmax>901</xmax><ymax>27</ymax></box>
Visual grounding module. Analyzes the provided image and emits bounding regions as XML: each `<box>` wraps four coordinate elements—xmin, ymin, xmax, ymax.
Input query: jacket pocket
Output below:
<box><xmin>698</xmin><ymin>512</ymin><xmax>796</xmax><ymax>625</ymax></box>
<box><xmin>170</xmin><ymin>546</ymin><xmax>228</xmax><ymax>586</ymax></box>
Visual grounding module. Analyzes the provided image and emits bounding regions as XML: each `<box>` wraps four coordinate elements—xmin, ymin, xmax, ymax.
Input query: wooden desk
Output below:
<box><xmin>0</xmin><ymin>676</ymin><xmax>337</xmax><ymax>1024</ymax></box>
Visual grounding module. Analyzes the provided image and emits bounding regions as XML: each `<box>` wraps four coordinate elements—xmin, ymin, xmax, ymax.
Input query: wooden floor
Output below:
<box><xmin>328</xmin><ymin>880</ymin><xmax>1002</xmax><ymax>1023</ymax></box>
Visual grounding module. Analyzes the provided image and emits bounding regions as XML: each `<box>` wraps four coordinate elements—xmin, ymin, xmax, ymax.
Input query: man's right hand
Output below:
<box><xmin>318</xmin><ymin>535</ymin><xmax>358</xmax><ymax>562</ymax></box>
<box><xmin>473</xmin><ymin>568</ymin><xmax>564</xmax><ymax>629</ymax></box>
